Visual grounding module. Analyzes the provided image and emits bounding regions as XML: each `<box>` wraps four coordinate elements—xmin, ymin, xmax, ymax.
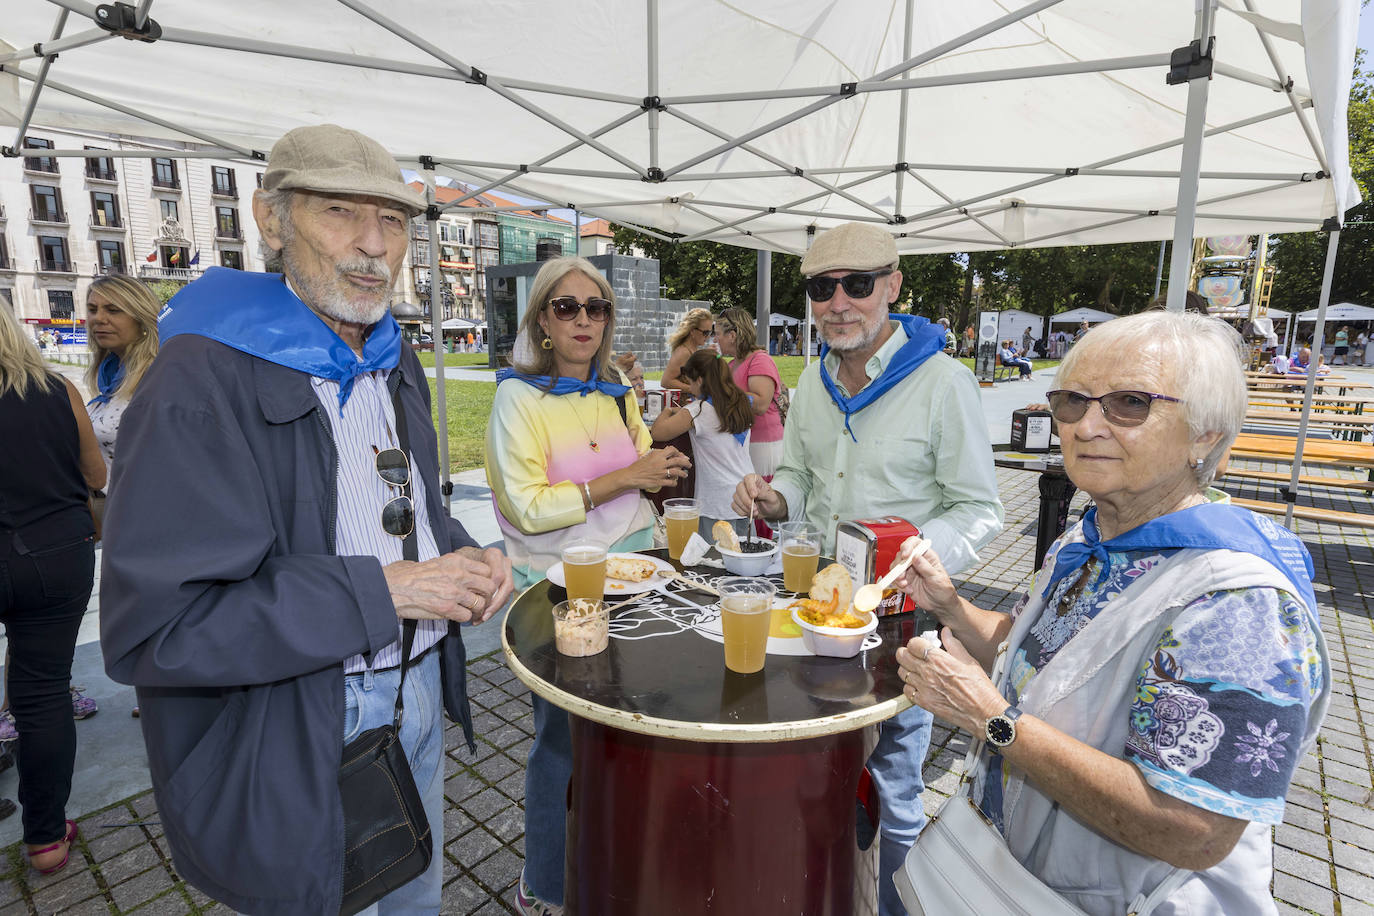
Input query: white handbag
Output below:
<box><xmin>894</xmin><ymin>646</ymin><xmax>1191</xmax><ymax>916</ymax></box>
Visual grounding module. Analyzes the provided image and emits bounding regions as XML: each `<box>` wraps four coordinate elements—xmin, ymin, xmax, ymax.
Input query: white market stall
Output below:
<box><xmin>1295</xmin><ymin>302</ymin><xmax>1374</xmax><ymax>323</ymax></box>
<box><xmin>1049</xmin><ymin>306</ymin><xmax>1117</xmax><ymax>326</ymax></box>
<box><xmin>3</xmin><ymin>0</ymin><xmax>1359</xmax><ymax>523</ymax></box>
<box><xmin>996</xmin><ymin>309</ymin><xmax>1045</xmax><ymax>349</ymax></box>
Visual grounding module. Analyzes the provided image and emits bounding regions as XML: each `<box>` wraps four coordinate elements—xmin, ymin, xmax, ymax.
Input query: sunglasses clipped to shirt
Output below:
<box><xmin>373</xmin><ymin>445</ymin><xmax>414</xmax><ymax>538</ymax></box>
<box><xmin>548</xmin><ymin>296</ymin><xmax>613</xmax><ymax>322</ymax></box>
<box><xmin>1045</xmin><ymin>389</ymin><xmax>1184</xmax><ymax>428</ymax></box>
<box><xmin>805</xmin><ymin>269</ymin><xmax>893</xmax><ymax>303</ymax></box>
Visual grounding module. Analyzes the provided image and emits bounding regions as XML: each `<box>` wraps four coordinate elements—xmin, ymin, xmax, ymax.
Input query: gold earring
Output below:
<box><xmin>541</xmin><ymin>337</ymin><xmax>553</xmax><ymax>350</ymax></box>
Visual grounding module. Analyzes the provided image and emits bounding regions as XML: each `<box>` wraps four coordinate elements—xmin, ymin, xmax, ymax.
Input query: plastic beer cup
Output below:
<box><xmin>561</xmin><ymin>539</ymin><xmax>607</xmax><ymax>601</ymax></box>
<box><xmin>779</xmin><ymin>521</ymin><xmax>822</xmax><ymax>594</ymax></box>
<box><xmin>719</xmin><ymin>577</ymin><xmax>775</xmax><ymax>674</ymax></box>
<box><xmin>663</xmin><ymin>498</ymin><xmax>700</xmax><ymax>561</ymax></box>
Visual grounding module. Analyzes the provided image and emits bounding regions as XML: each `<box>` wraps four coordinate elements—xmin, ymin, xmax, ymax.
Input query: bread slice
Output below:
<box><xmin>809</xmin><ymin>563</ymin><xmax>853</xmax><ymax>612</ymax></box>
<box><xmin>605</xmin><ymin>555</ymin><xmax>659</xmax><ymax>582</ymax></box>
<box><xmin>712</xmin><ymin>520</ymin><xmax>741</xmax><ymax>552</ymax></box>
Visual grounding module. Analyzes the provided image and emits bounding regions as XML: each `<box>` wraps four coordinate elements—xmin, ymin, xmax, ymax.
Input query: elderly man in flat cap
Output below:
<box><xmin>734</xmin><ymin>221</ymin><xmax>1002</xmax><ymax>915</ymax></box>
<box><xmin>101</xmin><ymin>124</ymin><xmax>511</xmax><ymax>915</ymax></box>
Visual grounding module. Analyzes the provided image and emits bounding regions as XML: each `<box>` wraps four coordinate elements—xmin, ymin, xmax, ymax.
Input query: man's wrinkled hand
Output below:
<box><xmin>385</xmin><ymin>547</ymin><xmax>513</xmax><ymax>624</ymax></box>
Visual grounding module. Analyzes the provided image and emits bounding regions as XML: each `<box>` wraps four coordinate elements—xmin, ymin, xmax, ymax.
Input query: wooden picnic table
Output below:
<box><xmin>1223</xmin><ymin>433</ymin><xmax>1374</xmax><ymax>529</ymax></box>
<box><xmin>1244</xmin><ymin>409</ymin><xmax>1374</xmax><ymax>441</ymax></box>
<box><xmin>1247</xmin><ymin>374</ymin><xmax>1374</xmax><ymax>396</ymax></box>
<box><xmin>1248</xmin><ymin>391</ymin><xmax>1374</xmax><ymax>413</ymax></box>
<box><xmin>1229</xmin><ymin>433</ymin><xmax>1374</xmax><ymax>473</ymax></box>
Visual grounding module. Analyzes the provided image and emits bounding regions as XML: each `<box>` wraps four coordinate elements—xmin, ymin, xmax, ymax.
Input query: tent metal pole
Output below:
<box><xmin>1154</xmin><ymin>240</ymin><xmax>1166</xmax><ymax>298</ymax></box>
<box><xmin>333</xmin><ymin>0</ymin><xmax>649</xmax><ymax>177</ymax></box>
<box><xmin>1284</xmin><ymin>227</ymin><xmax>1340</xmax><ymax>529</ymax></box>
<box><xmin>647</xmin><ymin>0</ymin><xmax>660</xmax><ymax>173</ymax></box>
<box><xmin>424</xmin><ymin>171</ymin><xmax>452</xmax><ymax>513</ymax></box>
<box><xmin>1165</xmin><ymin>0</ymin><xmax>1216</xmax><ymax>312</ymax></box>
<box><xmin>893</xmin><ymin>0</ymin><xmax>915</xmax><ymax>217</ymax></box>
<box><xmin>5</xmin><ymin>66</ymin><xmax>260</xmax><ymax>155</ymax></box>
<box><xmin>756</xmin><ymin>250</ymin><xmax>771</xmax><ymax>351</ymax></box>
<box><xmin>9</xmin><ymin>9</ymin><xmax>68</xmax><ymax>152</ymax></box>
<box><xmin>1195</xmin><ymin>213</ymin><xmax>1327</xmax><ymax>225</ymax></box>
<box><xmin>665</xmin><ymin>107</ymin><xmax>893</xmax><ymax>220</ymax></box>
<box><xmin>0</xmin><ymin>26</ymin><xmax>109</xmax><ymax>64</ymax></box>
<box><xmin>134</xmin><ymin>0</ymin><xmax>153</xmax><ymax>29</ymax></box>
<box><xmin>677</xmin><ymin>168</ymin><xmax>891</xmax><ymax>242</ymax></box>
<box><xmin>661</xmin><ymin>0</ymin><xmax>1066</xmax><ymax>179</ymax></box>
<box><xmin>25</xmin><ymin>147</ymin><xmax>252</xmax><ymax>159</ymax></box>
<box><xmin>1212</xmin><ymin>61</ymin><xmax>1311</xmax><ymax>96</ymax></box>
<box><xmin>906</xmin><ymin>170</ymin><xmax>1014</xmax><ymax>246</ymax></box>
<box><xmin>865</xmin><ymin>54</ymin><xmax>1170</xmax><ymax>94</ymax></box>
<box><xmin>804</xmin><ymin>227</ymin><xmax>816</xmax><ymax>368</ymax></box>
<box><xmin>1238</xmin><ymin>0</ymin><xmax>1327</xmax><ymax>171</ymax></box>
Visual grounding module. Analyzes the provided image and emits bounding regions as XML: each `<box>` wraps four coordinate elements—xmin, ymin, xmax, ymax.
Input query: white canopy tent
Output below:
<box><xmin>768</xmin><ymin>314</ymin><xmax>800</xmax><ymax>327</ymax></box>
<box><xmin>1049</xmin><ymin>306</ymin><xmax>1117</xmax><ymax>325</ymax></box>
<box><xmin>2</xmin><ymin>0</ymin><xmax>1358</xmax><ymax>522</ymax></box>
<box><xmin>1295</xmin><ymin>302</ymin><xmax>1374</xmax><ymax>322</ymax></box>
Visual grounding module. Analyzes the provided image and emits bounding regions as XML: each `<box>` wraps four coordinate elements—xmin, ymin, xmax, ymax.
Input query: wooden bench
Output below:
<box><xmin>993</xmin><ymin>354</ymin><xmax>1018</xmax><ymax>382</ymax></box>
<box><xmin>1222</xmin><ymin>467</ymin><xmax>1374</xmax><ymax>492</ymax></box>
<box><xmin>1230</xmin><ymin>496</ymin><xmax>1374</xmax><ymax>529</ymax></box>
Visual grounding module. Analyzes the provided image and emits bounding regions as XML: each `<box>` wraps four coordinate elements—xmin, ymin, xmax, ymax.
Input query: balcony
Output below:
<box><xmin>30</xmin><ymin>208</ymin><xmax>69</xmax><ymax>226</ymax></box>
<box><xmin>85</xmin><ymin>165</ymin><xmax>118</xmax><ymax>183</ymax></box>
<box><xmin>152</xmin><ymin>176</ymin><xmax>181</xmax><ymax>191</ymax></box>
<box><xmin>23</xmin><ymin>157</ymin><xmax>59</xmax><ymax>175</ymax></box>
<box><xmin>211</xmin><ymin>183</ymin><xmax>238</xmax><ymax>199</ymax></box>
<box><xmin>138</xmin><ymin>264</ymin><xmax>203</xmax><ymax>282</ymax></box>
<box><xmin>36</xmin><ymin>258</ymin><xmax>75</xmax><ymax>274</ymax></box>
<box><xmin>90</xmin><ymin>214</ymin><xmax>124</xmax><ymax>231</ymax></box>
<box><xmin>0</xmin><ymin>257</ymin><xmax>13</xmax><ymax>271</ymax></box>
<box><xmin>215</xmin><ymin>226</ymin><xmax>243</xmax><ymax>240</ymax></box>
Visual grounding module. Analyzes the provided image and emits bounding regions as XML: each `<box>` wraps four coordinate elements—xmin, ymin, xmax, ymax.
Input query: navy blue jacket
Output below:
<box><xmin>101</xmin><ymin>335</ymin><xmax>476</xmax><ymax>915</ymax></box>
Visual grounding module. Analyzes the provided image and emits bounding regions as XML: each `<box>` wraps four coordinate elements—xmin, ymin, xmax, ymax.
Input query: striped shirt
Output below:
<box><xmin>311</xmin><ymin>370</ymin><xmax>446</xmax><ymax>673</ymax></box>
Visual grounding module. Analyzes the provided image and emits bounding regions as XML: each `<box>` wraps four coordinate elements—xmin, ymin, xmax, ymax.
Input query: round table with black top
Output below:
<box><xmin>502</xmin><ymin>549</ymin><xmax>917</xmax><ymax>916</ymax></box>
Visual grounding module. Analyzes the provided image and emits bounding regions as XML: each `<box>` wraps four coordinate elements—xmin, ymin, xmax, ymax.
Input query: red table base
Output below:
<box><xmin>566</xmin><ymin>717</ymin><xmax>880</xmax><ymax>916</ymax></box>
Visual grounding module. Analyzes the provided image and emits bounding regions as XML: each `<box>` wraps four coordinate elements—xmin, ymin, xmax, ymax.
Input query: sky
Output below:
<box><xmin>1362</xmin><ymin>2</ymin><xmax>1373</xmax><ymax>58</ymax></box>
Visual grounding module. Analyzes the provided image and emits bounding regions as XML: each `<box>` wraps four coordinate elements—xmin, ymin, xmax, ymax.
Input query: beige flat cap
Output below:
<box><xmin>800</xmin><ymin>222</ymin><xmax>899</xmax><ymax>277</ymax></box>
<box><xmin>262</xmin><ymin>124</ymin><xmax>426</xmax><ymax>216</ymax></box>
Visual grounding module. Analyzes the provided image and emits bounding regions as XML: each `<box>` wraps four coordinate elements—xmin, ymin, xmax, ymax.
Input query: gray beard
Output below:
<box><xmin>283</xmin><ymin>246</ymin><xmax>393</xmax><ymax>327</ymax></box>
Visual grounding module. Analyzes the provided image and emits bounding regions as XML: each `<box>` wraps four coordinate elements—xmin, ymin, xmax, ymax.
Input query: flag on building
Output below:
<box><xmin>146</xmin><ymin>249</ymin><xmax>158</xmax><ymax>263</ymax></box>
<box><xmin>170</xmin><ymin>250</ymin><xmax>181</xmax><ymax>265</ymax></box>
<box><xmin>189</xmin><ymin>250</ymin><xmax>201</xmax><ymax>266</ymax></box>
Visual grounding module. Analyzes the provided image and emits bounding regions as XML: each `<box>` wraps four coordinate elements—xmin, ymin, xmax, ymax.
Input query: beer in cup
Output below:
<box><xmin>561</xmin><ymin>539</ymin><xmax>607</xmax><ymax>601</ymax></box>
<box><xmin>779</xmin><ymin>521</ymin><xmax>822</xmax><ymax>594</ymax></box>
<box><xmin>719</xmin><ymin>577</ymin><xmax>775</xmax><ymax>674</ymax></box>
<box><xmin>663</xmin><ymin>498</ymin><xmax>700</xmax><ymax>561</ymax></box>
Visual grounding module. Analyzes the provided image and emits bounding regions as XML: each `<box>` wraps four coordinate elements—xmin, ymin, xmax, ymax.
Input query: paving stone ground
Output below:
<box><xmin>0</xmin><ymin>464</ymin><xmax>1369</xmax><ymax>914</ymax></box>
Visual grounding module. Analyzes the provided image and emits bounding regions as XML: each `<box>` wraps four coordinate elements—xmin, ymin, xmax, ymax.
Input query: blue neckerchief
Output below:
<box><xmin>87</xmin><ymin>352</ymin><xmax>125</xmax><ymax>406</ymax></box>
<box><xmin>158</xmin><ymin>267</ymin><xmax>401</xmax><ymax>410</ymax></box>
<box><xmin>1049</xmin><ymin>502</ymin><xmax>1318</xmax><ymax>622</ymax></box>
<box><xmin>699</xmin><ymin>396</ymin><xmax>748</xmax><ymax>445</ymax></box>
<box><xmin>495</xmin><ymin>364</ymin><xmax>630</xmax><ymax>398</ymax></box>
<box><xmin>819</xmin><ymin>313</ymin><xmax>946</xmax><ymax>441</ymax></box>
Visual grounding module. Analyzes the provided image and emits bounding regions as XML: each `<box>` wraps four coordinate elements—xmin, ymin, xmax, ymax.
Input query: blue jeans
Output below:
<box><xmin>343</xmin><ymin>650</ymin><xmax>445</xmax><ymax>916</ymax></box>
<box><xmin>869</xmin><ymin>703</ymin><xmax>933</xmax><ymax>916</ymax></box>
<box><xmin>523</xmin><ymin>693</ymin><xmax>572</xmax><ymax>905</ymax></box>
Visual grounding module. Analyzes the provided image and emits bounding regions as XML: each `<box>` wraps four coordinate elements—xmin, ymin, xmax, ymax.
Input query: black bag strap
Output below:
<box><xmin>390</xmin><ymin>381</ymin><xmax>420</xmax><ymax>730</ymax></box>
<box><xmin>615</xmin><ymin>393</ymin><xmax>628</xmax><ymax>427</ymax></box>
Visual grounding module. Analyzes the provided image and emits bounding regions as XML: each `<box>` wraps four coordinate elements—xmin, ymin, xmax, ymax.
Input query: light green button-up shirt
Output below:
<box><xmin>770</xmin><ymin>324</ymin><xmax>1003</xmax><ymax>575</ymax></box>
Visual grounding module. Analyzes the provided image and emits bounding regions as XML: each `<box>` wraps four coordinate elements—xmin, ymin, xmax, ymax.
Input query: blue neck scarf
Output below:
<box><xmin>87</xmin><ymin>352</ymin><xmax>126</xmax><ymax>407</ymax></box>
<box><xmin>819</xmin><ymin>313</ymin><xmax>947</xmax><ymax>441</ymax></box>
<box><xmin>495</xmin><ymin>364</ymin><xmax>630</xmax><ymax>399</ymax></box>
<box><xmin>159</xmin><ymin>267</ymin><xmax>401</xmax><ymax>409</ymax></box>
<box><xmin>1049</xmin><ymin>501</ymin><xmax>1318</xmax><ymax>622</ymax></box>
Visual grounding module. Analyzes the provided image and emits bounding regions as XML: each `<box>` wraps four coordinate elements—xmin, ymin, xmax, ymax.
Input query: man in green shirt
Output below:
<box><xmin>733</xmin><ymin>221</ymin><xmax>1003</xmax><ymax>916</ymax></box>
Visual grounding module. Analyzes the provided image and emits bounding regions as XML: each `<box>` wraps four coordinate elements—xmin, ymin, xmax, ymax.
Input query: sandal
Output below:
<box><xmin>26</xmin><ymin>819</ymin><xmax>77</xmax><ymax>875</ymax></box>
<box><xmin>70</xmin><ymin>687</ymin><xmax>99</xmax><ymax>720</ymax></box>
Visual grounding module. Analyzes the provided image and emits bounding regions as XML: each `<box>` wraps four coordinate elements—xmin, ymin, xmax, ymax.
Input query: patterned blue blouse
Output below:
<box><xmin>980</xmin><ymin>547</ymin><xmax>1323</xmax><ymax>831</ymax></box>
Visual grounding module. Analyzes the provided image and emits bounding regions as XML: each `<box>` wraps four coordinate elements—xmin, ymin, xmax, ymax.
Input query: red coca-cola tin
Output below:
<box><xmin>833</xmin><ymin>516</ymin><xmax>921</xmax><ymax>616</ymax></box>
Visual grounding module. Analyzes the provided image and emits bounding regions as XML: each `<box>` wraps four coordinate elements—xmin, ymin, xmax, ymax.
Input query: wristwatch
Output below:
<box><xmin>984</xmin><ymin>706</ymin><xmax>1023</xmax><ymax>748</ymax></box>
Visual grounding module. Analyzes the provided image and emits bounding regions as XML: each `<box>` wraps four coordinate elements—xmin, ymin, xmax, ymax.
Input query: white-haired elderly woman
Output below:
<box><xmin>484</xmin><ymin>256</ymin><xmax>690</xmax><ymax>916</ymax></box>
<box><xmin>890</xmin><ymin>310</ymin><xmax>1330</xmax><ymax>914</ymax></box>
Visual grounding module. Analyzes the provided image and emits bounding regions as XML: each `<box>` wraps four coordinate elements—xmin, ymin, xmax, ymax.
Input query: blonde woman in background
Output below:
<box><xmin>82</xmin><ymin>274</ymin><xmax>161</xmax><ymax>720</ymax></box>
<box><xmin>661</xmin><ymin>306</ymin><xmax>714</xmax><ymax>391</ymax></box>
<box><xmin>85</xmin><ymin>274</ymin><xmax>161</xmax><ymax>484</ymax></box>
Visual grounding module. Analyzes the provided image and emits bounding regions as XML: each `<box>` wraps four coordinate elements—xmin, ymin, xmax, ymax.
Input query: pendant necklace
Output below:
<box><xmin>574</xmin><ymin>396</ymin><xmax>601</xmax><ymax>452</ymax></box>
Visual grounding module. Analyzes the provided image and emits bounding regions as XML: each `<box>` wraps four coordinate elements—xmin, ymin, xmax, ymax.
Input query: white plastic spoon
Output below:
<box><xmin>853</xmin><ymin>538</ymin><xmax>931</xmax><ymax>613</ymax></box>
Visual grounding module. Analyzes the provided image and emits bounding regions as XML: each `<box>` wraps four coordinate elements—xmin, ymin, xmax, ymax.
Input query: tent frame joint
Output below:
<box><xmin>644</xmin><ymin>167</ymin><xmax>665</xmax><ymax>182</ymax></box>
<box><xmin>641</xmin><ymin>95</ymin><xmax>664</xmax><ymax>111</ymax></box>
<box><xmin>840</xmin><ymin>82</ymin><xmax>857</xmax><ymax>97</ymax></box>
<box><xmin>419</xmin><ymin>155</ymin><xmax>436</xmax><ymax>170</ymax></box>
<box><xmin>0</xmin><ymin>146</ymin><xmax>15</xmax><ymax>159</ymax></box>
<box><xmin>468</xmin><ymin>66</ymin><xmax>487</xmax><ymax>85</ymax></box>
<box><xmin>1166</xmin><ymin>37</ymin><xmax>1214</xmax><ymax>86</ymax></box>
<box><xmin>425</xmin><ymin>204</ymin><xmax>441</xmax><ymax>221</ymax></box>
<box><xmin>94</xmin><ymin>2</ymin><xmax>162</xmax><ymax>43</ymax></box>
<box><xmin>1321</xmin><ymin>216</ymin><xmax>1340</xmax><ymax>232</ymax></box>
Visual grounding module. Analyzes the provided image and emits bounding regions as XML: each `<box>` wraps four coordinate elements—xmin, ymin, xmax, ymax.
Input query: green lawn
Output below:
<box><xmin>427</xmin><ymin>378</ymin><xmax>495</xmax><ymax>473</ymax></box>
<box><xmin>416</xmin><ymin>352</ymin><xmax>493</xmax><ymax>369</ymax></box>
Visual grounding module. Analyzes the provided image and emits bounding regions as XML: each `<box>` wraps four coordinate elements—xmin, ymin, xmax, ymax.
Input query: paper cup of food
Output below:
<box><xmin>716</xmin><ymin>537</ymin><xmax>778</xmax><ymax>576</ymax></box>
<box><xmin>790</xmin><ymin>603</ymin><xmax>878</xmax><ymax>658</ymax></box>
<box><xmin>552</xmin><ymin>599</ymin><xmax>610</xmax><ymax>657</ymax></box>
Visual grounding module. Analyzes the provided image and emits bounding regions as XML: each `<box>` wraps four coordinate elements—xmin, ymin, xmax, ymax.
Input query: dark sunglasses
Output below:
<box><xmin>805</xmin><ymin>269</ymin><xmax>893</xmax><ymax>303</ymax></box>
<box><xmin>373</xmin><ymin>445</ymin><xmax>414</xmax><ymax>538</ymax></box>
<box><xmin>548</xmin><ymin>296</ymin><xmax>613</xmax><ymax>322</ymax></box>
<box><xmin>1045</xmin><ymin>389</ymin><xmax>1184</xmax><ymax>428</ymax></box>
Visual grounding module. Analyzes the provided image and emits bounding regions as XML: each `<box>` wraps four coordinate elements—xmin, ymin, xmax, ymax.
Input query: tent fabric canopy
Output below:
<box><xmin>1296</xmin><ymin>302</ymin><xmax>1374</xmax><ymax>321</ymax></box>
<box><xmin>0</xmin><ymin>0</ymin><xmax>1358</xmax><ymax>258</ymax></box>
<box><xmin>1049</xmin><ymin>306</ymin><xmax>1117</xmax><ymax>324</ymax></box>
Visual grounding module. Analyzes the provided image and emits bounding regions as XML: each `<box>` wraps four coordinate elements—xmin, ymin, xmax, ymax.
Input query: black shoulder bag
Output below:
<box><xmin>337</xmin><ymin>385</ymin><xmax>433</xmax><ymax>916</ymax></box>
